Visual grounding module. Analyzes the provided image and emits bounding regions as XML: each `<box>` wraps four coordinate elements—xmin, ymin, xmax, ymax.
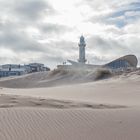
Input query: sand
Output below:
<box><xmin>0</xmin><ymin>69</ymin><xmax>140</xmax><ymax>140</ymax></box>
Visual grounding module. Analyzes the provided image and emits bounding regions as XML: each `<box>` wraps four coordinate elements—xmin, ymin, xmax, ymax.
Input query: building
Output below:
<box><xmin>0</xmin><ymin>70</ymin><xmax>25</xmax><ymax>77</ymax></box>
<box><xmin>0</xmin><ymin>63</ymin><xmax>50</xmax><ymax>78</ymax></box>
<box><xmin>0</xmin><ymin>64</ymin><xmax>27</xmax><ymax>78</ymax></box>
<box><xmin>57</xmin><ymin>36</ymin><xmax>138</xmax><ymax>71</ymax></box>
<box><xmin>104</xmin><ymin>55</ymin><xmax>138</xmax><ymax>71</ymax></box>
<box><xmin>28</xmin><ymin>63</ymin><xmax>50</xmax><ymax>73</ymax></box>
<box><xmin>78</xmin><ymin>35</ymin><xmax>87</xmax><ymax>63</ymax></box>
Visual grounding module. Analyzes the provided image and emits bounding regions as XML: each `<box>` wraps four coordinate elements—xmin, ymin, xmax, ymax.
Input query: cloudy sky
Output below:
<box><xmin>0</xmin><ymin>0</ymin><xmax>140</xmax><ymax>68</ymax></box>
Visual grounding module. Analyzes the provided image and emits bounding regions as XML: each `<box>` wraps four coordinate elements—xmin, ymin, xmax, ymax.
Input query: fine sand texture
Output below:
<box><xmin>0</xmin><ymin>69</ymin><xmax>140</xmax><ymax>140</ymax></box>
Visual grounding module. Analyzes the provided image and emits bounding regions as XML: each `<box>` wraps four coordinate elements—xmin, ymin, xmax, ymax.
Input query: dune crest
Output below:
<box><xmin>0</xmin><ymin>68</ymin><xmax>114</xmax><ymax>88</ymax></box>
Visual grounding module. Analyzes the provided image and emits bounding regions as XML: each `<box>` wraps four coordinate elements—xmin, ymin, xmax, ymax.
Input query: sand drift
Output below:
<box><xmin>0</xmin><ymin>68</ymin><xmax>112</xmax><ymax>88</ymax></box>
<box><xmin>0</xmin><ymin>94</ymin><xmax>126</xmax><ymax>109</ymax></box>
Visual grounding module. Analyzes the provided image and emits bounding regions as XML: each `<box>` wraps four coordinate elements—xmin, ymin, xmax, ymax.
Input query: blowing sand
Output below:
<box><xmin>0</xmin><ymin>69</ymin><xmax>140</xmax><ymax>140</ymax></box>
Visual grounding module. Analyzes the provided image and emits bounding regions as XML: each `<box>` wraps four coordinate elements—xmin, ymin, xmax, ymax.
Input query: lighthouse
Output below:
<box><xmin>78</xmin><ymin>35</ymin><xmax>87</xmax><ymax>63</ymax></box>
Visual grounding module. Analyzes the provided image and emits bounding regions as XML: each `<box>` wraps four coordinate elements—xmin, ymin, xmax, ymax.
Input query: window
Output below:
<box><xmin>107</xmin><ymin>60</ymin><xmax>131</xmax><ymax>69</ymax></box>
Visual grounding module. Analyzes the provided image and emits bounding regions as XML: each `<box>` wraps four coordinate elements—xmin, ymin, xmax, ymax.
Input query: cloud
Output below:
<box><xmin>106</xmin><ymin>1</ymin><xmax>140</xmax><ymax>27</ymax></box>
<box><xmin>87</xmin><ymin>36</ymin><xmax>131</xmax><ymax>57</ymax></box>
<box><xmin>0</xmin><ymin>21</ymin><xmax>45</xmax><ymax>53</ymax></box>
<box><xmin>85</xmin><ymin>0</ymin><xmax>140</xmax><ymax>28</ymax></box>
<box><xmin>38</xmin><ymin>23</ymin><xmax>72</xmax><ymax>36</ymax></box>
<box><xmin>0</xmin><ymin>0</ymin><xmax>140</xmax><ymax>68</ymax></box>
<box><xmin>13</xmin><ymin>0</ymin><xmax>54</xmax><ymax>21</ymax></box>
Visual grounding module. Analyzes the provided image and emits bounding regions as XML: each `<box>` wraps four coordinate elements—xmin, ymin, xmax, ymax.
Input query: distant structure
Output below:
<box><xmin>78</xmin><ymin>35</ymin><xmax>87</xmax><ymax>63</ymax></box>
<box><xmin>0</xmin><ymin>63</ymin><xmax>50</xmax><ymax>78</ymax></box>
<box><xmin>27</xmin><ymin>63</ymin><xmax>50</xmax><ymax>73</ymax></box>
<box><xmin>104</xmin><ymin>55</ymin><xmax>138</xmax><ymax>70</ymax></box>
<box><xmin>57</xmin><ymin>36</ymin><xmax>138</xmax><ymax>71</ymax></box>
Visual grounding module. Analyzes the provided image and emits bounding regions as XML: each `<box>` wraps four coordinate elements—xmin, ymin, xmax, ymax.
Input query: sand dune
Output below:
<box><xmin>0</xmin><ymin>68</ymin><xmax>112</xmax><ymax>88</ymax></box>
<box><xmin>0</xmin><ymin>68</ymin><xmax>139</xmax><ymax>88</ymax></box>
<box><xmin>0</xmin><ymin>69</ymin><xmax>140</xmax><ymax>139</ymax></box>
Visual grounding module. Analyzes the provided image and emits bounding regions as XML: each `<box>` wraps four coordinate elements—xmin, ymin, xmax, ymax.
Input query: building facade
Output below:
<box><xmin>0</xmin><ymin>63</ymin><xmax>50</xmax><ymax>78</ymax></box>
<box><xmin>104</xmin><ymin>55</ymin><xmax>138</xmax><ymax>71</ymax></box>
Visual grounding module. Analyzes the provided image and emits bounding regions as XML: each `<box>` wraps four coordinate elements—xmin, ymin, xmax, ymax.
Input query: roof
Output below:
<box><xmin>29</xmin><ymin>63</ymin><xmax>44</xmax><ymax>65</ymax></box>
<box><xmin>104</xmin><ymin>55</ymin><xmax>138</xmax><ymax>67</ymax></box>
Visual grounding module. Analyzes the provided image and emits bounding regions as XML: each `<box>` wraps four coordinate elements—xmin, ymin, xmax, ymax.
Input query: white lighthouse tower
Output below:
<box><xmin>78</xmin><ymin>35</ymin><xmax>87</xmax><ymax>63</ymax></box>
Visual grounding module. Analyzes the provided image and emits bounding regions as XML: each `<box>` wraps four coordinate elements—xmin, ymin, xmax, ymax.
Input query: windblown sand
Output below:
<box><xmin>0</xmin><ymin>69</ymin><xmax>140</xmax><ymax>140</ymax></box>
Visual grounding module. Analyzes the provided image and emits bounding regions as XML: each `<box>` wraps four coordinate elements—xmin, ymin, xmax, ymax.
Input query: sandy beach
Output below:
<box><xmin>0</xmin><ymin>70</ymin><xmax>140</xmax><ymax>140</ymax></box>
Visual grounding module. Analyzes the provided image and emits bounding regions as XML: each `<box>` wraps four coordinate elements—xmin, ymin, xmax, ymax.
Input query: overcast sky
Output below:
<box><xmin>0</xmin><ymin>0</ymin><xmax>140</xmax><ymax>68</ymax></box>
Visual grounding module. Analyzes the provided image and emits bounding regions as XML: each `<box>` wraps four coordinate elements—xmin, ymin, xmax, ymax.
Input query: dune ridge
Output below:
<box><xmin>0</xmin><ymin>68</ymin><xmax>130</xmax><ymax>88</ymax></box>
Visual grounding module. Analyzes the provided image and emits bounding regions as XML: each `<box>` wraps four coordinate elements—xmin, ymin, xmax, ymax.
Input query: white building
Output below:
<box><xmin>78</xmin><ymin>35</ymin><xmax>87</xmax><ymax>63</ymax></box>
<box><xmin>0</xmin><ymin>63</ymin><xmax>50</xmax><ymax>78</ymax></box>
